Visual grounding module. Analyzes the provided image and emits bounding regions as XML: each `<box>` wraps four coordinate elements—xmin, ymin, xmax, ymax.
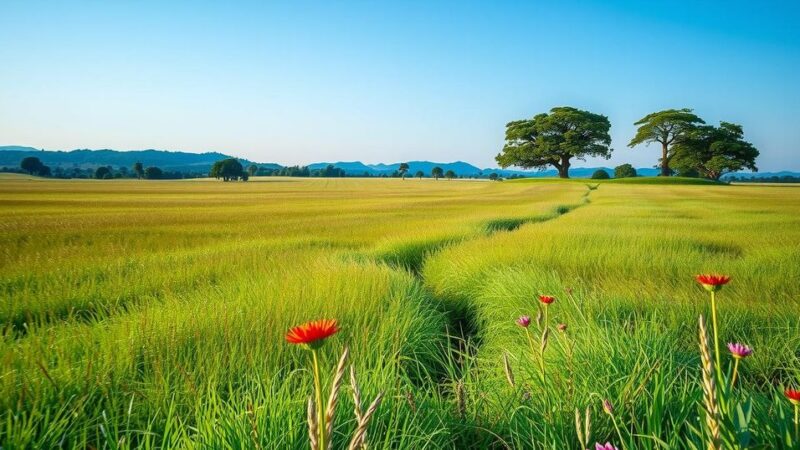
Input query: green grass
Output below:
<box><xmin>1</xmin><ymin>177</ymin><xmax>799</xmax><ymax>448</ymax></box>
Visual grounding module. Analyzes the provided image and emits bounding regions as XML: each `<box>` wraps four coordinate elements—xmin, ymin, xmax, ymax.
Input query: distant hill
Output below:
<box><xmin>0</xmin><ymin>146</ymin><xmax>264</xmax><ymax>172</ymax></box>
<box><xmin>721</xmin><ymin>171</ymin><xmax>800</xmax><ymax>180</ymax></box>
<box><xmin>3</xmin><ymin>147</ymin><xmax>796</xmax><ymax>179</ymax></box>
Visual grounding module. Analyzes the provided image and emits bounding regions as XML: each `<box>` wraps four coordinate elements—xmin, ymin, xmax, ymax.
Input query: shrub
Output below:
<box><xmin>591</xmin><ymin>169</ymin><xmax>610</xmax><ymax>179</ymax></box>
<box><xmin>614</xmin><ymin>164</ymin><xmax>637</xmax><ymax>178</ymax></box>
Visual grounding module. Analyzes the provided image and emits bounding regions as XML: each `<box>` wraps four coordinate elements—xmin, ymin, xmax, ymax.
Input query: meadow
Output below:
<box><xmin>1</xmin><ymin>174</ymin><xmax>799</xmax><ymax>449</ymax></box>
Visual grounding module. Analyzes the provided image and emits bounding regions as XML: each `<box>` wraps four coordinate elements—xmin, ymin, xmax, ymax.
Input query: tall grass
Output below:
<box><xmin>423</xmin><ymin>183</ymin><xmax>800</xmax><ymax>447</ymax></box>
<box><xmin>1</xmin><ymin>177</ymin><xmax>799</xmax><ymax>448</ymax></box>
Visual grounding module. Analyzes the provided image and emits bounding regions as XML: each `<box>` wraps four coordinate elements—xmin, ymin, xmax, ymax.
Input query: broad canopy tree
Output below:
<box><xmin>398</xmin><ymin>163</ymin><xmax>410</xmax><ymax>180</ymax></box>
<box><xmin>671</xmin><ymin>121</ymin><xmax>758</xmax><ymax>180</ymax></box>
<box><xmin>20</xmin><ymin>156</ymin><xmax>49</xmax><ymax>176</ymax></box>
<box><xmin>496</xmin><ymin>106</ymin><xmax>612</xmax><ymax>179</ymax></box>
<box><xmin>431</xmin><ymin>166</ymin><xmax>443</xmax><ymax>180</ymax></box>
<box><xmin>628</xmin><ymin>108</ymin><xmax>704</xmax><ymax>176</ymax></box>
<box><xmin>210</xmin><ymin>158</ymin><xmax>246</xmax><ymax>181</ymax></box>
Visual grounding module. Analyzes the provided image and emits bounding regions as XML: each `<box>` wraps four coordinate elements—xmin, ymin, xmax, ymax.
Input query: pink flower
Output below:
<box><xmin>595</xmin><ymin>443</ymin><xmax>619</xmax><ymax>450</ymax></box>
<box><xmin>517</xmin><ymin>315</ymin><xmax>531</xmax><ymax>328</ymax></box>
<box><xmin>727</xmin><ymin>342</ymin><xmax>753</xmax><ymax>359</ymax></box>
<box><xmin>557</xmin><ymin>323</ymin><xmax>567</xmax><ymax>332</ymax></box>
<box><xmin>602</xmin><ymin>399</ymin><xmax>614</xmax><ymax>415</ymax></box>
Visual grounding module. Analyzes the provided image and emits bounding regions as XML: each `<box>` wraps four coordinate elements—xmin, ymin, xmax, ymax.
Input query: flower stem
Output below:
<box><xmin>539</xmin><ymin>345</ymin><xmax>546</xmax><ymax>383</ymax></box>
<box><xmin>710</xmin><ymin>290</ymin><xmax>722</xmax><ymax>383</ymax></box>
<box><xmin>525</xmin><ymin>329</ymin><xmax>536</xmax><ymax>358</ymax></box>
<box><xmin>795</xmin><ymin>404</ymin><xmax>799</xmax><ymax>444</ymax></box>
<box><xmin>543</xmin><ymin>306</ymin><xmax>548</xmax><ymax>330</ymax></box>
<box><xmin>525</xmin><ymin>328</ymin><xmax>545</xmax><ymax>382</ymax></box>
<box><xmin>311</xmin><ymin>349</ymin><xmax>325</xmax><ymax>450</ymax></box>
<box><xmin>611</xmin><ymin>414</ymin><xmax>627</xmax><ymax>450</ymax></box>
<box><xmin>730</xmin><ymin>358</ymin><xmax>740</xmax><ymax>388</ymax></box>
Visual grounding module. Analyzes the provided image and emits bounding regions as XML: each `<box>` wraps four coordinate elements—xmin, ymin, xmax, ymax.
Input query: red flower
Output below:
<box><xmin>695</xmin><ymin>274</ymin><xmax>731</xmax><ymax>292</ymax></box>
<box><xmin>786</xmin><ymin>388</ymin><xmax>800</xmax><ymax>406</ymax></box>
<box><xmin>539</xmin><ymin>295</ymin><xmax>555</xmax><ymax>305</ymax></box>
<box><xmin>286</xmin><ymin>319</ymin><xmax>339</xmax><ymax>347</ymax></box>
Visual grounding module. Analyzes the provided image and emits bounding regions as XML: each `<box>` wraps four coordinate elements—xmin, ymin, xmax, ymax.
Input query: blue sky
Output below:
<box><xmin>1</xmin><ymin>1</ymin><xmax>798</xmax><ymax>170</ymax></box>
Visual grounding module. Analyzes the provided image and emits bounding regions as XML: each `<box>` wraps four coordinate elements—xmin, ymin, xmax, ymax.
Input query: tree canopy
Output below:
<box><xmin>628</xmin><ymin>108</ymin><xmax>704</xmax><ymax>176</ymax></box>
<box><xmin>20</xmin><ymin>156</ymin><xmax>50</xmax><ymax>176</ymax></box>
<box><xmin>591</xmin><ymin>169</ymin><xmax>610</xmax><ymax>179</ymax></box>
<box><xmin>210</xmin><ymin>158</ymin><xmax>245</xmax><ymax>181</ymax></box>
<box><xmin>444</xmin><ymin>170</ymin><xmax>456</xmax><ymax>180</ymax></box>
<box><xmin>614</xmin><ymin>164</ymin><xmax>637</xmax><ymax>178</ymax></box>
<box><xmin>414</xmin><ymin>170</ymin><xmax>424</xmax><ymax>179</ymax></box>
<box><xmin>671</xmin><ymin>122</ymin><xmax>759</xmax><ymax>180</ymax></box>
<box><xmin>431</xmin><ymin>166</ymin><xmax>443</xmax><ymax>180</ymax></box>
<box><xmin>144</xmin><ymin>166</ymin><xmax>163</xmax><ymax>179</ymax></box>
<box><xmin>496</xmin><ymin>106</ymin><xmax>612</xmax><ymax>178</ymax></box>
<box><xmin>398</xmin><ymin>163</ymin><xmax>409</xmax><ymax>180</ymax></box>
<box><xmin>95</xmin><ymin>166</ymin><xmax>112</xmax><ymax>179</ymax></box>
<box><xmin>133</xmin><ymin>162</ymin><xmax>144</xmax><ymax>179</ymax></box>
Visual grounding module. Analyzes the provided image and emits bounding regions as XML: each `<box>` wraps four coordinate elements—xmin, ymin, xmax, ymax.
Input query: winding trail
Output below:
<box><xmin>368</xmin><ymin>184</ymin><xmax>597</xmax><ymax>389</ymax></box>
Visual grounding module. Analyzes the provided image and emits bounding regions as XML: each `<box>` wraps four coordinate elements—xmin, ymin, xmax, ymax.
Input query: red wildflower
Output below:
<box><xmin>786</xmin><ymin>388</ymin><xmax>800</xmax><ymax>406</ymax></box>
<box><xmin>286</xmin><ymin>319</ymin><xmax>339</xmax><ymax>347</ymax></box>
<box><xmin>695</xmin><ymin>274</ymin><xmax>731</xmax><ymax>292</ymax></box>
<box><xmin>539</xmin><ymin>295</ymin><xmax>555</xmax><ymax>305</ymax></box>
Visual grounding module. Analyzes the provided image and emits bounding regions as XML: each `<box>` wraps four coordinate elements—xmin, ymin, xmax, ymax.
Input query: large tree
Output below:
<box><xmin>431</xmin><ymin>166</ymin><xmax>443</xmax><ymax>180</ymax></box>
<box><xmin>496</xmin><ymin>106</ymin><xmax>612</xmax><ymax>179</ymax></box>
<box><xmin>133</xmin><ymin>162</ymin><xmax>144</xmax><ymax>179</ymax></box>
<box><xmin>210</xmin><ymin>158</ymin><xmax>245</xmax><ymax>181</ymax></box>
<box><xmin>95</xmin><ymin>166</ymin><xmax>112</xmax><ymax>179</ymax></box>
<box><xmin>144</xmin><ymin>166</ymin><xmax>163</xmax><ymax>179</ymax></box>
<box><xmin>628</xmin><ymin>108</ymin><xmax>704</xmax><ymax>176</ymax></box>
<box><xmin>20</xmin><ymin>156</ymin><xmax>44</xmax><ymax>175</ymax></box>
<box><xmin>399</xmin><ymin>163</ymin><xmax>409</xmax><ymax>180</ymax></box>
<box><xmin>671</xmin><ymin>121</ymin><xmax>759</xmax><ymax>180</ymax></box>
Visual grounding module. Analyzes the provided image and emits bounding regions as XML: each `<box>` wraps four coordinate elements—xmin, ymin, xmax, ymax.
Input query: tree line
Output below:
<box><xmin>496</xmin><ymin>107</ymin><xmax>759</xmax><ymax>180</ymax></box>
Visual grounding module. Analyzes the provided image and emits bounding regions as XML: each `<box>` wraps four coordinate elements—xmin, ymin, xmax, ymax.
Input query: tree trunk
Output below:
<box><xmin>558</xmin><ymin>156</ymin><xmax>571</xmax><ymax>179</ymax></box>
<box><xmin>661</xmin><ymin>142</ymin><xmax>670</xmax><ymax>176</ymax></box>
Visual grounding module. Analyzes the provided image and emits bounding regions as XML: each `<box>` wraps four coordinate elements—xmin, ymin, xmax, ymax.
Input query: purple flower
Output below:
<box><xmin>516</xmin><ymin>315</ymin><xmax>531</xmax><ymax>328</ymax></box>
<box><xmin>595</xmin><ymin>443</ymin><xmax>619</xmax><ymax>450</ymax></box>
<box><xmin>727</xmin><ymin>342</ymin><xmax>753</xmax><ymax>359</ymax></box>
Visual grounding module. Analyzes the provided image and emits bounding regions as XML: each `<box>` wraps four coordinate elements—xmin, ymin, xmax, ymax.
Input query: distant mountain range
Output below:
<box><xmin>1</xmin><ymin>146</ymin><xmax>796</xmax><ymax>179</ymax></box>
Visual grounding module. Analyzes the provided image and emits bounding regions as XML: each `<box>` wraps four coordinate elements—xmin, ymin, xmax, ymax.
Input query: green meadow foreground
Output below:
<box><xmin>1</xmin><ymin>175</ymin><xmax>799</xmax><ymax>449</ymax></box>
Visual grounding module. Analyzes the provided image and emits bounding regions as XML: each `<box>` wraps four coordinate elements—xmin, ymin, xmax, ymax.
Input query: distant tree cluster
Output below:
<box><xmin>727</xmin><ymin>175</ymin><xmax>800</xmax><ymax>183</ymax></box>
<box><xmin>11</xmin><ymin>156</ymin><xmax>200</xmax><ymax>180</ymax></box>
<box><xmin>210</xmin><ymin>158</ymin><xmax>248</xmax><ymax>181</ymax></box>
<box><xmin>20</xmin><ymin>157</ymin><xmax>52</xmax><ymax>177</ymax></box>
<box><xmin>497</xmin><ymin>106</ymin><xmax>759</xmax><ymax>180</ymax></box>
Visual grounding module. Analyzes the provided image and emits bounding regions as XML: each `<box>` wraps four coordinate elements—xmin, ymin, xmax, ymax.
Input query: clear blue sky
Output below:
<box><xmin>1</xmin><ymin>1</ymin><xmax>798</xmax><ymax>170</ymax></box>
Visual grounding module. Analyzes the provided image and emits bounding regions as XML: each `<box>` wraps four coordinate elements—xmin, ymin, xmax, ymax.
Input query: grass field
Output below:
<box><xmin>1</xmin><ymin>176</ymin><xmax>799</xmax><ymax>449</ymax></box>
